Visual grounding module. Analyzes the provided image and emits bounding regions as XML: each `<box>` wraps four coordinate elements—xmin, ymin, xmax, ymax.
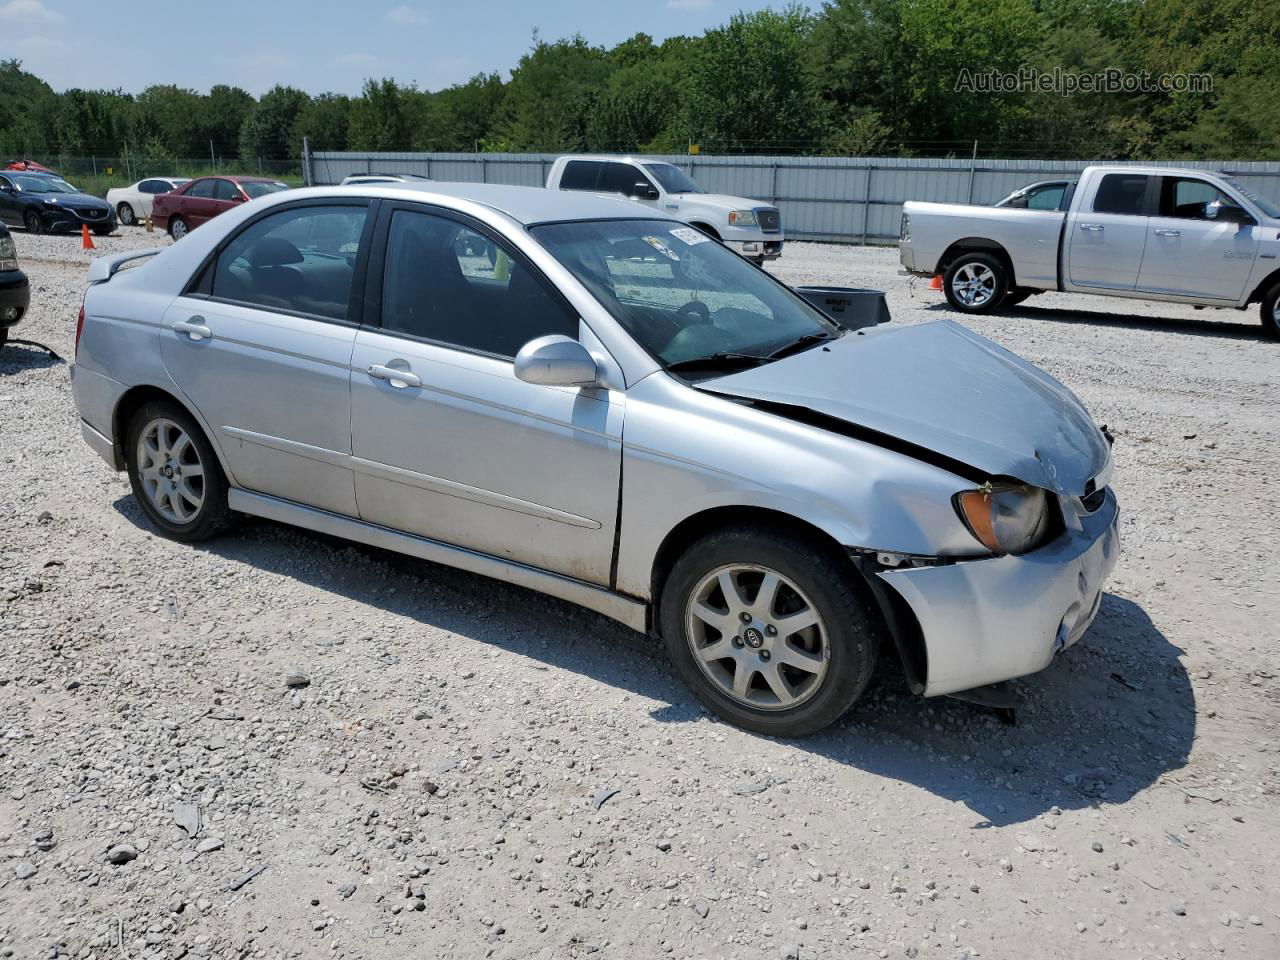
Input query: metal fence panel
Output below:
<box><xmin>310</xmin><ymin>151</ymin><xmax>1280</xmax><ymax>244</ymax></box>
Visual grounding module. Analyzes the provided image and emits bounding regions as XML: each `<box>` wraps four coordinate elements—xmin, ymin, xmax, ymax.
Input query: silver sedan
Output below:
<box><xmin>71</xmin><ymin>182</ymin><xmax>1118</xmax><ymax>737</ymax></box>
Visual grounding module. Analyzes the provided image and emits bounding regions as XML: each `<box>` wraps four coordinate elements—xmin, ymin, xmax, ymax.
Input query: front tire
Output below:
<box><xmin>125</xmin><ymin>401</ymin><xmax>231</xmax><ymax>542</ymax></box>
<box><xmin>117</xmin><ymin>202</ymin><xmax>136</xmax><ymax>226</ymax></box>
<box><xmin>23</xmin><ymin>211</ymin><xmax>42</xmax><ymax>235</ymax></box>
<box><xmin>660</xmin><ymin>526</ymin><xmax>880</xmax><ymax>737</ymax></box>
<box><xmin>1259</xmin><ymin>283</ymin><xmax>1280</xmax><ymax>339</ymax></box>
<box><xmin>168</xmin><ymin>216</ymin><xmax>188</xmax><ymax>240</ymax></box>
<box><xmin>943</xmin><ymin>252</ymin><xmax>1008</xmax><ymax>314</ymax></box>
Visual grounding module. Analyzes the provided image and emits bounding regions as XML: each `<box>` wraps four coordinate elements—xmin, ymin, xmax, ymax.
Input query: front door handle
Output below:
<box><xmin>368</xmin><ymin>362</ymin><xmax>422</xmax><ymax>389</ymax></box>
<box><xmin>1078</xmin><ymin>223</ymin><xmax>1105</xmax><ymax>232</ymax></box>
<box><xmin>1154</xmin><ymin>228</ymin><xmax>1181</xmax><ymax>237</ymax></box>
<box><xmin>173</xmin><ymin>317</ymin><xmax>212</xmax><ymax>340</ymax></box>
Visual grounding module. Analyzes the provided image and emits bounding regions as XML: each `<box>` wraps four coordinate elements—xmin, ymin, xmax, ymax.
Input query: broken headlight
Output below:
<box><xmin>953</xmin><ymin>483</ymin><xmax>1053</xmax><ymax>556</ymax></box>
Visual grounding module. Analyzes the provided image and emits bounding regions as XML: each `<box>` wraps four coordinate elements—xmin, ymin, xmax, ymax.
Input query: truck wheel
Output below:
<box><xmin>660</xmin><ymin>525</ymin><xmax>880</xmax><ymax>737</ymax></box>
<box><xmin>1260</xmin><ymin>283</ymin><xmax>1280</xmax><ymax>339</ymax></box>
<box><xmin>943</xmin><ymin>252</ymin><xmax>1008</xmax><ymax>314</ymax></box>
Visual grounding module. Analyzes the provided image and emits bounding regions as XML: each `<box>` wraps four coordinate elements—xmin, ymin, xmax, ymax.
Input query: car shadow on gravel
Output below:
<box><xmin>738</xmin><ymin>593</ymin><xmax>1195</xmax><ymax>827</ymax></box>
<box><xmin>0</xmin><ymin>339</ymin><xmax>65</xmax><ymax>371</ymax></box>
<box><xmin>114</xmin><ymin>500</ymin><xmax>1192</xmax><ymax>829</ymax></box>
<box><xmin>928</xmin><ymin>301</ymin><xmax>1268</xmax><ymax>340</ymax></box>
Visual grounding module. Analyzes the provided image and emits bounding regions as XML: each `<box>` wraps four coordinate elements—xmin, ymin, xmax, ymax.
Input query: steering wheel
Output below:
<box><xmin>674</xmin><ymin>300</ymin><xmax>711</xmax><ymax>323</ymax></box>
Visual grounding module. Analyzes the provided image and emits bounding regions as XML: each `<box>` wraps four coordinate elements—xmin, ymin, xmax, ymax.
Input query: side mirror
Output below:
<box><xmin>1206</xmin><ymin>200</ymin><xmax>1252</xmax><ymax>224</ymax></box>
<box><xmin>634</xmin><ymin>182</ymin><xmax>659</xmax><ymax>200</ymax></box>
<box><xmin>514</xmin><ymin>334</ymin><xmax>598</xmax><ymax>387</ymax></box>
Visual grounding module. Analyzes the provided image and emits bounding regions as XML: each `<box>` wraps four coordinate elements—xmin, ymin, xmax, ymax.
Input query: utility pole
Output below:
<box><xmin>210</xmin><ymin>139</ymin><xmax>216</xmax><ymax>170</ymax></box>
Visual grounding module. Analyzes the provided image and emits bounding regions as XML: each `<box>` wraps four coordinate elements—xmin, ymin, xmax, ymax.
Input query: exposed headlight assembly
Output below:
<box><xmin>728</xmin><ymin>209</ymin><xmax>757</xmax><ymax>226</ymax></box>
<box><xmin>954</xmin><ymin>483</ymin><xmax>1054</xmax><ymax>556</ymax></box>
<box><xmin>0</xmin><ymin>235</ymin><xmax>17</xmax><ymax>272</ymax></box>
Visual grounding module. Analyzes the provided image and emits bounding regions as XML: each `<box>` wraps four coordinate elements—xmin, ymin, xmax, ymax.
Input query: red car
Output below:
<box><xmin>151</xmin><ymin>175</ymin><xmax>290</xmax><ymax>240</ymax></box>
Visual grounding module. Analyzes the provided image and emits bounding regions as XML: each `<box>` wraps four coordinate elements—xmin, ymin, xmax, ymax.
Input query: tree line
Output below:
<box><xmin>2</xmin><ymin>0</ymin><xmax>1278</xmax><ymax>164</ymax></box>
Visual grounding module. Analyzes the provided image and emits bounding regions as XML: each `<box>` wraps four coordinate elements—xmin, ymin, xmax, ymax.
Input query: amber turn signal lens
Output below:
<box><xmin>956</xmin><ymin>489</ymin><xmax>1001</xmax><ymax>553</ymax></box>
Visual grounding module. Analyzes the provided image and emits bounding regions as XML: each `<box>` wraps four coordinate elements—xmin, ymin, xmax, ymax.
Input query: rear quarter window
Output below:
<box><xmin>560</xmin><ymin>160</ymin><xmax>603</xmax><ymax>191</ymax></box>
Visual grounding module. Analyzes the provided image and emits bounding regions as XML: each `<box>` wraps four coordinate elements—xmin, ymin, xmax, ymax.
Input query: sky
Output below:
<box><xmin>2</xmin><ymin>0</ymin><xmax>782</xmax><ymax>96</ymax></box>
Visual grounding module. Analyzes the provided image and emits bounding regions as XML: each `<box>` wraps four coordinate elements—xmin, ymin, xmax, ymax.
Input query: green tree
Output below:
<box><xmin>239</xmin><ymin>85</ymin><xmax>311</xmax><ymax>160</ymax></box>
<box><xmin>348</xmin><ymin>78</ymin><xmax>411</xmax><ymax>151</ymax></box>
<box><xmin>200</xmin><ymin>85</ymin><xmax>255</xmax><ymax>159</ymax></box>
<box><xmin>496</xmin><ymin>35</ymin><xmax>611</xmax><ymax>151</ymax></box>
<box><xmin>0</xmin><ymin>60</ymin><xmax>58</xmax><ymax>157</ymax></box>
<box><xmin>683</xmin><ymin>7</ymin><xmax>827</xmax><ymax>153</ymax></box>
<box><xmin>292</xmin><ymin>94</ymin><xmax>353</xmax><ymax>156</ymax></box>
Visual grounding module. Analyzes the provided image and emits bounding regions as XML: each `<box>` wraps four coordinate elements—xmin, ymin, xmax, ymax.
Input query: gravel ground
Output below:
<box><xmin>2</xmin><ymin>229</ymin><xmax>1278</xmax><ymax>960</ymax></box>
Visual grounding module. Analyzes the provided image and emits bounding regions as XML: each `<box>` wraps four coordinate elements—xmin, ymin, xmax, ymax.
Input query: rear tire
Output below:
<box><xmin>943</xmin><ymin>252</ymin><xmax>1008</xmax><ymax>314</ymax></box>
<box><xmin>168</xmin><ymin>216</ymin><xmax>188</xmax><ymax>240</ymax></box>
<box><xmin>117</xmin><ymin>202</ymin><xmax>136</xmax><ymax>226</ymax></box>
<box><xmin>125</xmin><ymin>401</ymin><xmax>231</xmax><ymax>542</ymax></box>
<box><xmin>1259</xmin><ymin>283</ymin><xmax>1280</xmax><ymax>339</ymax></box>
<box><xmin>660</xmin><ymin>525</ymin><xmax>880</xmax><ymax>737</ymax></box>
<box><xmin>23</xmin><ymin>211</ymin><xmax>42</xmax><ymax>235</ymax></box>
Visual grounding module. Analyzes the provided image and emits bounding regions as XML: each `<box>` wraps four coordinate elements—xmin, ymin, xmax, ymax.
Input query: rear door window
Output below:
<box><xmin>187</xmin><ymin>179</ymin><xmax>217</xmax><ymax>199</ymax></box>
<box><xmin>559</xmin><ymin>160</ymin><xmax>603</xmax><ymax>191</ymax></box>
<box><xmin>1092</xmin><ymin>174</ymin><xmax>1150</xmax><ymax>215</ymax></box>
<box><xmin>210</xmin><ymin>204</ymin><xmax>369</xmax><ymax>321</ymax></box>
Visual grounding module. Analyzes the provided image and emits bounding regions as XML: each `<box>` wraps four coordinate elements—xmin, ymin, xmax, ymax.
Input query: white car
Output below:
<box><xmin>106</xmin><ymin>177</ymin><xmax>189</xmax><ymax>227</ymax></box>
<box><xmin>339</xmin><ymin>173</ymin><xmax>431</xmax><ymax>186</ymax></box>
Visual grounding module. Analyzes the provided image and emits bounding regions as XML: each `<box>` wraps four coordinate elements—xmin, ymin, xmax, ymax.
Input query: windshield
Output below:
<box><xmin>14</xmin><ymin>175</ymin><xmax>78</xmax><ymax>194</ymax></box>
<box><xmin>242</xmin><ymin>181</ymin><xmax>290</xmax><ymax>199</ymax></box>
<box><xmin>531</xmin><ymin>219</ymin><xmax>839</xmax><ymax>376</ymax></box>
<box><xmin>642</xmin><ymin>163</ymin><xmax>704</xmax><ymax>195</ymax></box>
<box><xmin>1222</xmin><ymin>176</ymin><xmax>1280</xmax><ymax>219</ymax></box>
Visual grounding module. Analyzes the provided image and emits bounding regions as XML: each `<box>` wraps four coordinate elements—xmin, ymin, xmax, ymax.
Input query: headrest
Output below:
<box><xmin>247</xmin><ymin>236</ymin><xmax>303</xmax><ymax>267</ymax></box>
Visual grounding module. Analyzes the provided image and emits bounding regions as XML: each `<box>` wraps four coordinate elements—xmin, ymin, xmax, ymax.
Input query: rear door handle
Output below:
<box><xmin>368</xmin><ymin>363</ymin><xmax>422</xmax><ymax>389</ymax></box>
<box><xmin>1154</xmin><ymin>228</ymin><xmax>1181</xmax><ymax>237</ymax></box>
<box><xmin>1079</xmin><ymin>223</ymin><xmax>1104</xmax><ymax>232</ymax></box>
<box><xmin>173</xmin><ymin>317</ymin><xmax>212</xmax><ymax>340</ymax></box>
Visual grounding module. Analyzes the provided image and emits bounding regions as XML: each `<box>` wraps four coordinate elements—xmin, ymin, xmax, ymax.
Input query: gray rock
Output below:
<box><xmin>196</xmin><ymin>837</ymin><xmax>224</xmax><ymax>854</ymax></box>
<box><xmin>338</xmin><ymin>883</ymin><xmax>356</xmax><ymax>899</ymax></box>
<box><xmin>1171</xmin><ymin>902</ymin><xmax>1187</xmax><ymax>916</ymax></box>
<box><xmin>15</xmin><ymin>861</ymin><xmax>37</xmax><ymax>880</ymax></box>
<box><xmin>655</xmin><ymin>839</ymin><xmax>672</xmax><ymax>852</ymax></box>
<box><xmin>692</xmin><ymin>898</ymin><xmax>710</xmax><ymax>919</ymax></box>
<box><xmin>105</xmin><ymin>844</ymin><xmax>138</xmax><ymax>865</ymax></box>
<box><xmin>1091</xmin><ymin>840</ymin><xmax>1104</xmax><ymax>853</ymax></box>
<box><xmin>174</xmin><ymin>803</ymin><xmax>200</xmax><ymax>838</ymax></box>
<box><xmin>285</xmin><ymin>667</ymin><xmax>309</xmax><ymax>688</ymax></box>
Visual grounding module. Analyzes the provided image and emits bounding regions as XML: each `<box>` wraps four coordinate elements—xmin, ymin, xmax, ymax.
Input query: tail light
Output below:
<box><xmin>75</xmin><ymin>300</ymin><xmax>85</xmax><ymax>358</ymax></box>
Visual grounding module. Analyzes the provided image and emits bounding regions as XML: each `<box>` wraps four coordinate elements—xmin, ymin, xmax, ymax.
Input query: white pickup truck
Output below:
<box><xmin>546</xmin><ymin>155</ymin><xmax>783</xmax><ymax>263</ymax></box>
<box><xmin>900</xmin><ymin>164</ymin><xmax>1280</xmax><ymax>337</ymax></box>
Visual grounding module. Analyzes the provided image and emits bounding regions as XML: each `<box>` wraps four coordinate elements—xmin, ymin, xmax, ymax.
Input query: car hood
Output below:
<box><xmin>700</xmin><ymin>320</ymin><xmax>1110</xmax><ymax>496</ymax></box>
<box><xmin>673</xmin><ymin>192</ymin><xmax>775</xmax><ymax>211</ymax></box>
<box><xmin>36</xmin><ymin>192</ymin><xmax>108</xmax><ymax>208</ymax></box>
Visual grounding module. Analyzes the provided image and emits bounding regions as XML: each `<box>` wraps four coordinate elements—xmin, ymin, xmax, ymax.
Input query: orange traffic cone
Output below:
<box><xmin>928</xmin><ymin>274</ymin><xmax>942</xmax><ymax>291</ymax></box>
<box><xmin>81</xmin><ymin>224</ymin><xmax>94</xmax><ymax>250</ymax></box>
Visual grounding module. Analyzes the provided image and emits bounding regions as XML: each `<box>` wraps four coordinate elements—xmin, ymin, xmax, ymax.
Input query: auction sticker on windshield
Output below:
<box><xmin>643</xmin><ymin>236</ymin><xmax>681</xmax><ymax>260</ymax></box>
<box><xmin>669</xmin><ymin>226</ymin><xmax>710</xmax><ymax>246</ymax></box>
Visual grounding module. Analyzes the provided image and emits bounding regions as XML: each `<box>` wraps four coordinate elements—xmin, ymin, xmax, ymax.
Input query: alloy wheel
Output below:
<box><xmin>684</xmin><ymin>563</ymin><xmax>829</xmax><ymax>710</ymax></box>
<box><xmin>951</xmin><ymin>262</ymin><xmax>996</xmax><ymax>307</ymax></box>
<box><xmin>170</xmin><ymin>218</ymin><xmax>187</xmax><ymax>240</ymax></box>
<box><xmin>136</xmin><ymin>418</ymin><xmax>205</xmax><ymax>523</ymax></box>
<box><xmin>118</xmin><ymin>203</ymin><xmax>135</xmax><ymax>226</ymax></box>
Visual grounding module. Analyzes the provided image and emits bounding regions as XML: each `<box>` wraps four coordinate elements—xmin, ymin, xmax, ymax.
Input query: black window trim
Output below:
<box><xmin>362</xmin><ymin>199</ymin><xmax>582</xmax><ymax>363</ymax></box>
<box><xmin>182</xmin><ymin>197</ymin><xmax>378</xmax><ymax>329</ymax></box>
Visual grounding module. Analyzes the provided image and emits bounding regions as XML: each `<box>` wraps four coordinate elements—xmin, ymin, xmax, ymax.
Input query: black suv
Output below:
<box><xmin>0</xmin><ymin>171</ymin><xmax>116</xmax><ymax>235</ymax></box>
<box><xmin>0</xmin><ymin>221</ymin><xmax>30</xmax><ymax>347</ymax></box>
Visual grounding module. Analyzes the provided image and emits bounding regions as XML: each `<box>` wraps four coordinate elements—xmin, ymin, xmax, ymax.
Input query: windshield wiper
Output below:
<box><xmin>665</xmin><ymin>351</ymin><xmax>769</xmax><ymax>373</ymax></box>
<box><xmin>765</xmin><ymin>332</ymin><xmax>837</xmax><ymax>360</ymax></box>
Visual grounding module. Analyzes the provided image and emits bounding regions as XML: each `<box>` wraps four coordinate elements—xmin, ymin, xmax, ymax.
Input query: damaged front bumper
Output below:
<box><xmin>876</xmin><ymin>489</ymin><xmax>1120</xmax><ymax>697</ymax></box>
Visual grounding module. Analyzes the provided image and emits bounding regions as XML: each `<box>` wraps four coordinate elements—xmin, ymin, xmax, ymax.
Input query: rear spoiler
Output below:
<box><xmin>86</xmin><ymin>248</ymin><xmax>161</xmax><ymax>284</ymax></box>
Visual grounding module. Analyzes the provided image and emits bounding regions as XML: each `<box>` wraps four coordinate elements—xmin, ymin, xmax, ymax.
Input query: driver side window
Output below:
<box><xmin>380</xmin><ymin>209</ymin><xmax>578</xmax><ymax>358</ymax></box>
<box><xmin>1160</xmin><ymin>177</ymin><xmax>1235</xmax><ymax>220</ymax></box>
